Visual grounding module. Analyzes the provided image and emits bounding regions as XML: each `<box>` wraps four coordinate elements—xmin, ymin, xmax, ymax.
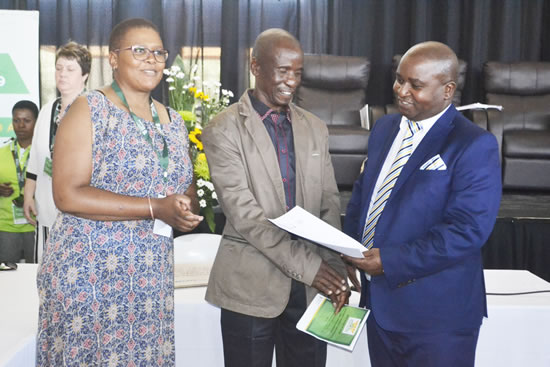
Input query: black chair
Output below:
<box><xmin>478</xmin><ymin>62</ymin><xmax>550</xmax><ymax>190</ymax></box>
<box><xmin>294</xmin><ymin>54</ymin><xmax>371</xmax><ymax>188</ymax></box>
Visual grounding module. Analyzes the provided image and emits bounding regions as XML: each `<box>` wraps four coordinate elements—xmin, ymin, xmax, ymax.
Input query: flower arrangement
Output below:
<box><xmin>164</xmin><ymin>55</ymin><xmax>233</xmax><ymax>232</ymax></box>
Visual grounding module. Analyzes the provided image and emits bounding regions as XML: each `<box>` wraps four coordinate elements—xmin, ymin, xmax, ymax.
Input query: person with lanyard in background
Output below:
<box><xmin>0</xmin><ymin>100</ymin><xmax>38</xmax><ymax>263</ymax></box>
<box><xmin>35</xmin><ymin>18</ymin><xmax>202</xmax><ymax>365</ymax></box>
<box><xmin>23</xmin><ymin>41</ymin><xmax>91</xmax><ymax>262</ymax></box>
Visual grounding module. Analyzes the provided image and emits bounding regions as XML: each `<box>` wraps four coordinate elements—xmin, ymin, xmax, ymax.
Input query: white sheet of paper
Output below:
<box><xmin>269</xmin><ymin>206</ymin><xmax>365</xmax><ymax>258</ymax></box>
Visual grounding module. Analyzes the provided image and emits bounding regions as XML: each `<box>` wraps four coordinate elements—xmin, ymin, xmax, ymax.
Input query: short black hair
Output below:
<box><xmin>109</xmin><ymin>18</ymin><xmax>161</xmax><ymax>52</ymax></box>
<box><xmin>12</xmin><ymin>100</ymin><xmax>39</xmax><ymax>120</ymax></box>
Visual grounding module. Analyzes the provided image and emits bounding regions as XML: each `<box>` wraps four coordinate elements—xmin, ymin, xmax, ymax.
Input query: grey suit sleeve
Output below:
<box><xmin>202</xmin><ymin>117</ymin><xmax>323</xmax><ymax>286</ymax></box>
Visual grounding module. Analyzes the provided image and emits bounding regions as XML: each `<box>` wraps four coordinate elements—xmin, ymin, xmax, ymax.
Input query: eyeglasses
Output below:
<box><xmin>115</xmin><ymin>45</ymin><xmax>169</xmax><ymax>63</ymax></box>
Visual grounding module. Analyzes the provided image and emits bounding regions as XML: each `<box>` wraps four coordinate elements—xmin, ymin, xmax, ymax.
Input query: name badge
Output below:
<box><xmin>44</xmin><ymin>157</ymin><xmax>53</xmax><ymax>177</ymax></box>
<box><xmin>12</xmin><ymin>204</ymin><xmax>29</xmax><ymax>225</ymax></box>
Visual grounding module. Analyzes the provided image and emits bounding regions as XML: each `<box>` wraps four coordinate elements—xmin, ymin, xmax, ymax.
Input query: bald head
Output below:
<box><xmin>402</xmin><ymin>41</ymin><xmax>459</xmax><ymax>85</ymax></box>
<box><xmin>393</xmin><ymin>41</ymin><xmax>459</xmax><ymax>121</ymax></box>
<box><xmin>252</xmin><ymin>29</ymin><xmax>302</xmax><ymax>67</ymax></box>
<box><xmin>250</xmin><ymin>28</ymin><xmax>304</xmax><ymax>111</ymax></box>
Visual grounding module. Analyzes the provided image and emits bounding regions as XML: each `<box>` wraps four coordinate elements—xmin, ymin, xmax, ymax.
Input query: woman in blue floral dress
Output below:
<box><xmin>36</xmin><ymin>18</ymin><xmax>203</xmax><ymax>366</ymax></box>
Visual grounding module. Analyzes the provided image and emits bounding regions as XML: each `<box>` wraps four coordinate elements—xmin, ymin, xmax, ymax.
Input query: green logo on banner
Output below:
<box><xmin>0</xmin><ymin>54</ymin><xmax>29</xmax><ymax>94</ymax></box>
<box><xmin>0</xmin><ymin>117</ymin><xmax>15</xmax><ymax>138</ymax></box>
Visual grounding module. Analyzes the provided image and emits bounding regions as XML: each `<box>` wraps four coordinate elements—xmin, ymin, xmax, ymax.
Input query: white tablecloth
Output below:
<box><xmin>2</xmin><ymin>265</ymin><xmax>550</xmax><ymax>366</ymax></box>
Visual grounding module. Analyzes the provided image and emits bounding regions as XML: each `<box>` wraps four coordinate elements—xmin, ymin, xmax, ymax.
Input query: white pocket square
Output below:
<box><xmin>420</xmin><ymin>154</ymin><xmax>447</xmax><ymax>170</ymax></box>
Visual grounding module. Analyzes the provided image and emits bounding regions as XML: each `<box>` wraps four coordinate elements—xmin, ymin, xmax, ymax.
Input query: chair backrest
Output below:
<box><xmin>294</xmin><ymin>54</ymin><xmax>370</xmax><ymax>126</ymax></box>
<box><xmin>484</xmin><ymin>62</ymin><xmax>550</xmax><ymax>131</ymax></box>
<box><xmin>391</xmin><ymin>54</ymin><xmax>468</xmax><ymax>106</ymax></box>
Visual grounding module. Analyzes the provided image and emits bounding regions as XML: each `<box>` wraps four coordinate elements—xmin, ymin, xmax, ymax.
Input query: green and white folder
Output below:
<box><xmin>297</xmin><ymin>293</ymin><xmax>370</xmax><ymax>351</ymax></box>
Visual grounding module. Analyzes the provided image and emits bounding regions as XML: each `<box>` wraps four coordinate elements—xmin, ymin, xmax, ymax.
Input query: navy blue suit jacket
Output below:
<box><xmin>344</xmin><ymin>105</ymin><xmax>502</xmax><ymax>332</ymax></box>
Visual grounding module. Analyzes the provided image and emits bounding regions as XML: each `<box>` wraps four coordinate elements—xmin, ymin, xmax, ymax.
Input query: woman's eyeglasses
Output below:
<box><xmin>115</xmin><ymin>45</ymin><xmax>169</xmax><ymax>63</ymax></box>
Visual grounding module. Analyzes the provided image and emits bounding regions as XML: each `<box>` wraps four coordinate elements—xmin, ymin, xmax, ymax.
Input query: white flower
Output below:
<box><xmin>165</xmin><ymin>77</ymin><xmax>174</xmax><ymax>83</ymax></box>
<box><xmin>176</xmin><ymin>72</ymin><xmax>185</xmax><ymax>79</ymax></box>
<box><xmin>197</xmin><ymin>179</ymin><xmax>205</xmax><ymax>187</ymax></box>
<box><xmin>214</xmin><ymin>81</ymin><xmax>222</xmax><ymax>87</ymax></box>
<box><xmin>197</xmin><ymin>189</ymin><xmax>204</xmax><ymax>197</ymax></box>
<box><xmin>168</xmin><ymin>86</ymin><xmax>175</xmax><ymax>91</ymax></box>
<box><xmin>191</xmin><ymin>64</ymin><xmax>198</xmax><ymax>73</ymax></box>
<box><xmin>163</xmin><ymin>69</ymin><xmax>171</xmax><ymax>75</ymax></box>
<box><xmin>199</xmin><ymin>199</ymin><xmax>207</xmax><ymax>208</ymax></box>
<box><xmin>212</xmin><ymin>192</ymin><xmax>217</xmax><ymax>200</ymax></box>
<box><xmin>206</xmin><ymin>181</ymin><xmax>215</xmax><ymax>191</ymax></box>
<box><xmin>172</xmin><ymin>65</ymin><xmax>181</xmax><ymax>72</ymax></box>
<box><xmin>193</xmin><ymin>76</ymin><xmax>200</xmax><ymax>81</ymax></box>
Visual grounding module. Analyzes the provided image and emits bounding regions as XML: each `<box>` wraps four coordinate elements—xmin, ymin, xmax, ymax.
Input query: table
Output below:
<box><xmin>2</xmin><ymin>265</ymin><xmax>550</xmax><ymax>366</ymax></box>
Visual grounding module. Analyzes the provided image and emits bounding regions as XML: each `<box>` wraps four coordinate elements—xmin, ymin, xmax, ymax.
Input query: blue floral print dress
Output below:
<box><xmin>36</xmin><ymin>91</ymin><xmax>193</xmax><ymax>366</ymax></box>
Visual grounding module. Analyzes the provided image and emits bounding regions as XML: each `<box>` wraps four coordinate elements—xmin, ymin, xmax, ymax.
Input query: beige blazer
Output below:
<box><xmin>202</xmin><ymin>90</ymin><xmax>346</xmax><ymax>318</ymax></box>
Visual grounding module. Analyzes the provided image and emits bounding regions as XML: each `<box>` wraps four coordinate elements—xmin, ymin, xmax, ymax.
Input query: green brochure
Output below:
<box><xmin>296</xmin><ymin>293</ymin><xmax>369</xmax><ymax>351</ymax></box>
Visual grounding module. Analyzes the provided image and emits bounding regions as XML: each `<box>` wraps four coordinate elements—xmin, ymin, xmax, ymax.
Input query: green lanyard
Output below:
<box><xmin>10</xmin><ymin>139</ymin><xmax>28</xmax><ymax>193</ymax></box>
<box><xmin>111</xmin><ymin>80</ymin><xmax>169</xmax><ymax>182</ymax></box>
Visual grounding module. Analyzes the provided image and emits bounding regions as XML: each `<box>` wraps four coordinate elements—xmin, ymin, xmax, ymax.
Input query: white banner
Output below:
<box><xmin>0</xmin><ymin>10</ymin><xmax>39</xmax><ymax>143</ymax></box>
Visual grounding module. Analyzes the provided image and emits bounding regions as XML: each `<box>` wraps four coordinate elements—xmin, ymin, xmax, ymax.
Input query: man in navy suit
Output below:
<box><xmin>342</xmin><ymin>41</ymin><xmax>502</xmax><ymax>366</ymax></box>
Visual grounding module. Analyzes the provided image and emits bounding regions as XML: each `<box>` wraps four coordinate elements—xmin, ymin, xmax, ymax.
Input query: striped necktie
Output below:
<box><xmin>361</xmin><ymin>119</ymin><xmax>422</xmax><ymax>249</ymax></box>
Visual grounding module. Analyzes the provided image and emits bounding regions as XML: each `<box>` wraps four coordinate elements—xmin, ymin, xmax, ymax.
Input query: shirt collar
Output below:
<box><xmin>400</xmin><ymin>104</ymin><xmax>451</xmax><ymax>133</ymax></box>
<box><xmin>248</xmin><ymin>90</ymin><xmax>291</xmax><ymax>123</ymax></box>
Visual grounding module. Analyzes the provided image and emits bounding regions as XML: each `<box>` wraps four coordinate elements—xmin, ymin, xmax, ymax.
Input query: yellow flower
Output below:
<box><xmin>194</xmin><ymin>153</ymin><xmax>211</xmax><ymax>180</ymax></box>
<box><xmin>188</xmin><ymin>87</ymin><xmax>197</xmax><ymax>94</ymax></box>
<box><xmin>189</xmin><ymin>127</ymin><xmax>203</xmax><ymax>151</ymax></box>
<box><xmin>202</xmin><ymin>94</ymin><xmax>209</xmax><ymax>101</ymax></box>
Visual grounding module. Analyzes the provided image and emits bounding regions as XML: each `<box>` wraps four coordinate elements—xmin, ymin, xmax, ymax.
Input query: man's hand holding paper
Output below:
<box><xmin>342</xmin><ymin>249</ymin><xmax>383</xmax><ymax>276</ymax></box>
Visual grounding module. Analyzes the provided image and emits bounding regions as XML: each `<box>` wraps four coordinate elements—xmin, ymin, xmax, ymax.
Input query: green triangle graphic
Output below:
<box><xmin>0</xmin><ymin>117</ymin><xmax>15</xmax><ymax>138</ymax></box>
<box><xmin>0</xmin><ymin>54</ymin><xmax>29</xmax><ymax>94</ymax></box>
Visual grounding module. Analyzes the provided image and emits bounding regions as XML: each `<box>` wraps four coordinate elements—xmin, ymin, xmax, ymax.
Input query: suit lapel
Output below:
<box><xmin>241</xmin><ymin>101</ymin><xmax>287</xmax><ymax>210</ymax></box>
<box><xmin>289</xmin><ymin>106</ymin><xmax>308</xmax><ymax>209</ymax></box>
<box><xmin>360</xmin><ymin>117</ymin><xmax>401</xmax><ymax>223</ymax></box>
<box><xmin>390</xmin><ymin>106</ymin><xmax>457</xmax><ymax>199</ymax></box>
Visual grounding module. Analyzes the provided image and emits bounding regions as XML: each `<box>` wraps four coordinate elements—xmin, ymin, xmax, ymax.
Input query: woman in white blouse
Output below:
<box><xmin>23</xmin><ymin>41</ymin><xmax>91</xmax><ymax>262</ymax></box>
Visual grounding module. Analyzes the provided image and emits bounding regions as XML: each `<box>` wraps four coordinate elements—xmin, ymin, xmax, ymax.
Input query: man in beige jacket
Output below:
<box><xmin>202</xmin><ymin>28</ymin><xmax>349</xmax><ymax>367</ymax></box>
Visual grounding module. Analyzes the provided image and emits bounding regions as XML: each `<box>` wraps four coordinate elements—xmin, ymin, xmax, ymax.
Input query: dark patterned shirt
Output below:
<box><xmin>249</xmin><ymin>91</ymin><xmax>296</xmax><ymax>210</ymax></box>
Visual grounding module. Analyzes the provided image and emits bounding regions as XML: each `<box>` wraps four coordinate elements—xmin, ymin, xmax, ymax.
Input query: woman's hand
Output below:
<box><xmin>23</xmin><ymin>178</ymin><xmax>37</xmax><ymax>225</ymax></box>
<box><xmin>153</xmin><ymin>194</ymin><xmax>203</xmax><ymax>232</ymax></box>
<box><xmin>23</xmin><ymin>196</ymin><xmax>37</xmax><ymax>226</ymax></box>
